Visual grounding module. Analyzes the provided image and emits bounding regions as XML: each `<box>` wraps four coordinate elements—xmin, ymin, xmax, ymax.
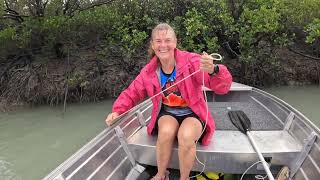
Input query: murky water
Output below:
<box><xmin>0</xmin><ymin>85</ymin><xmax>319</xmax><ymax>180</ymax></box>
<box><xmin>0</xmin><ymin>100</ymin><xmax>114</xmax><ymax>180</ymax></box>
<box><xmin>265</xmin><ymin>85</ymin><xmax>320</xmax><ymax>128</ymax></box>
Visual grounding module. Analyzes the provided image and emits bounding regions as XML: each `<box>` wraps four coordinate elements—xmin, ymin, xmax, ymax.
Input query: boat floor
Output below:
<box><xmin>209</xmin><ymin>102</ymin><xmax>283</xmax><ymax>131</ymax></box>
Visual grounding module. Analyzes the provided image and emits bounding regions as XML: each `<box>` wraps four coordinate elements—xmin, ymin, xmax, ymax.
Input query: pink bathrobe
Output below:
<box><xmin>112</xmin><ymin>48</ymin><xmax>232</xmax><ymax>145</ymax></box>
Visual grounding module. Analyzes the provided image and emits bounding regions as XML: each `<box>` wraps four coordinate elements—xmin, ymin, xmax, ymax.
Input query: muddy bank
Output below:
<box><xmin>0</xmin><ymin>50</ymin><xmax>147</xmax><ymax>110</ymax></box>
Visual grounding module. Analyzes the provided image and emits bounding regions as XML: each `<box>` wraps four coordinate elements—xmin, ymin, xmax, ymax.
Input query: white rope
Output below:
<box><xmin>255</xmin><ymin>174</ymin><xmax>268</xmax><ymax>180</ymax></box>
<box><xmin>110</xmin><ymin>69</ymin><xmax>201</xmax><ymax>122</ymax></box>
<box><xmin>147</xmin><ymin>52</ymin><xmax>222</xmax><ymax>102</ymax></box>
<box><xmin>188</xmin><ymin>52</ymin><xmax>221</xmax><ymax>179</ymax></box>
<box><xmin>240</xmin><ymin>161</ymin><xmax>263</xmax><ymax>180</ymax></box>
<box><xmin>149</xmin><ymin>69</ymin><xmax>201</xmax><ymax>100</ymax></box>
<box><xmin>240</xmin><ymin>161</ymin><xmax>269</xmax><ymax>180</ymax></box>
<box><xmin>188</xmin><ymin>71</ymin><xmax>209</xmax><ymax>179</ymax></box>
<box><xmin>149</xmin><ymin>53</ymin><xmax>221</xmax><ymax>180</ymax></box>
<box><xmin>144</xmin><ymin>52</ymin><xmax>221</xmax><ymax>179</ymax></box>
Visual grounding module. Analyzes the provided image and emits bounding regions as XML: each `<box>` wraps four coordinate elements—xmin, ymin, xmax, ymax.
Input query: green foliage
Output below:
<box><xmin>0</xmin><ymin>0</ymin><xmax>320</xmax><ymax>87</ymax></box>
<box><xmin>0</xmin><ymin>27</ymin><xmax>17</xmax><ymax>60</ymax></box>
<box><xmin>19</xmin><ymin>19</ymin><xmax>43</xmax><ymax>48</ymax></box>
<box><xmin>305</xmin><ymin>18</ymin><xmax>320</xmax><ymax>44</ymax></box>
<box><xmin>44</xmin><ymin>0</ymin><xmax>64</xmax><ymax>16</ymax></box>
<box><xmin>119</xmin><ymin>29</ymin><xmax>148</xmax><ymax>57</ymax></box>
<box><xmin>0</xmin><ymin>27</ymin><xmax>16</xmax><ymax>42</ymax></box>
<box><xmin>173</xmin><ymin>0</ymin><xmax>233</xmax><ymax>53</ymax></box>
<box><xmin>237</xmin><ymin>0</ymin><xmax>284</xmax><ymax>62</ymax></box>
<box><xmin>68</xmin><ymin>71</ymin><xmax>88</xmax><ymax>88</ymax></box>
<box><xmin>40</xmin><ymin>16</ymin><xmax>68</xmax><ymax>47</ymax></box>
<box><xmin>0</xmin><ymin>1</ymin><xmax>4</xmax><ymax>18</ymax></box>
<box><xmin>181</xmin><ymin>8</ymin><xmax>209</xmax><ymax>52</ymax></box>
<box><xmin>280</xmin><ymin>0</ymin><xmax>320</xmax><ymax>27</ymax></box>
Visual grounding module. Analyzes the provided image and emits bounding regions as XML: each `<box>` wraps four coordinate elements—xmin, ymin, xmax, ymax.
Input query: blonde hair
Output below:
<box><xmin>148</xmin><ymin>23</ymin><xmax>177</xmax><ymax>59</ymax></box>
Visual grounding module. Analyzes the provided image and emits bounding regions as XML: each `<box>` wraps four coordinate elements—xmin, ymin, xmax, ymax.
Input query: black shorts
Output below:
<box><xmin>153</xmin><ymin>108</ymin><xmax>205</xmax><ymax>143</ymax></box>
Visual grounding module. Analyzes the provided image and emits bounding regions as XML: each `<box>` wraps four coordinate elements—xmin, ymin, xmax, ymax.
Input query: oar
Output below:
<box><xmin>228</xmin><ymin>111</ymin><xmax>275</xmax><ymax>180</ymax></box>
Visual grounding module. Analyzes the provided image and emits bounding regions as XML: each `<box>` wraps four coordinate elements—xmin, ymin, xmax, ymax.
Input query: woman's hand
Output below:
<box><xmin>105</xmin><ymin>112</ymin><xmax>119</xmax><ymax>126</ymax></box>
<box><xmin>200</xmin><ymin>52</ymin><xmax>215</xmax><ymax>74</ymax></box>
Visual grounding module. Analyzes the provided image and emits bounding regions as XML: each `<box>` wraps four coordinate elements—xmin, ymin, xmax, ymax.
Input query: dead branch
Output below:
<box><xmin>2</xmin><ymin>2</ymin><xmax>27</xmax><ymax>22</ymax></box>
<box><xmin>288</xmin><ymin>48</ymin><xmax>320</xmax><ymax>61</ymax></box>
<box><xmin>79</xmin><ymin>0</ymin><xmax>115</xmax><ymax>11</ymax></box>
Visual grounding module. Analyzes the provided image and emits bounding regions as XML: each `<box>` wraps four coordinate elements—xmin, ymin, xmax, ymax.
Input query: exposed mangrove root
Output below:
<box><xmin>0</xmin><ymin>46</ymin><xmax>318</xmax><ymax>110</ymax></box>
<box><xmin>0</xmin><ymin>51</ymin><xmax>145</xmax><ymax>109</ymax></box>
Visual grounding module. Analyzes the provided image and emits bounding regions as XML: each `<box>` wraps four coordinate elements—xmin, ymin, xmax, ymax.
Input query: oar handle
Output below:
<box><xmin>247</xmin><ymin>132</ymin><xmax>275</xmax><ymax>180</ymax></box>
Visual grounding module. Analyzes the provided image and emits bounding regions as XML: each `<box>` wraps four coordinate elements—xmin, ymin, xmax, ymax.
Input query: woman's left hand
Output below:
<box><xmin>200</xmin><ymin>52</ymin><xmax>214</xmax><ymax>74</ymax></box>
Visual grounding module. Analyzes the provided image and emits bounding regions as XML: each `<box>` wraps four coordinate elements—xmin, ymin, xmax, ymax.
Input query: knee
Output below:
<box><xmin>158</xmin><ymin>126</ymin><xmax>177</xmax><ymax>142</ymax></box>
<box><xmin>177</xmin><ymin>130</ymin><xmax>196</xmax><ymax>148</ymax></box>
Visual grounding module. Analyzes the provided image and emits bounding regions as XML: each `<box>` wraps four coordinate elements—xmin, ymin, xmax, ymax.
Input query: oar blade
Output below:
<box><xmin>228</xmin><ymin>111</ymin><xmax>246</xmax><ymax>133</ymax></box>
<box><xmin>227</xmin><ymin>110</ymin><xmax>252</xmax><ymax>134</ymax></box>
<box><xmin>238</xmin><ymin>110</ymin><xmax>251</xmax><ymax>130</ymax></box>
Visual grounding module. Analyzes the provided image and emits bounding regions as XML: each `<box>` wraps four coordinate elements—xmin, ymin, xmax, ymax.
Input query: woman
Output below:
<box><xmin>105</xmin><ymin>23</ymin><xmax>232</xmax><ymax>180</ymax></box>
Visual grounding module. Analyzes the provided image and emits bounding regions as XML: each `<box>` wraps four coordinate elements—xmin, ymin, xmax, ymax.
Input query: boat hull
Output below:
<box><xmin>43</xmin><ymin>82</ymin><xmax>320</xmax><ymax>180</ymax></box>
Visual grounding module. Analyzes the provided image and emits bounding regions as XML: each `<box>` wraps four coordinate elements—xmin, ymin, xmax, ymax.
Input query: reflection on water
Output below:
<box><xmin>0</xmin><ymin>159</ymin><xmax>21</xmax><ymax>180</ymax></box>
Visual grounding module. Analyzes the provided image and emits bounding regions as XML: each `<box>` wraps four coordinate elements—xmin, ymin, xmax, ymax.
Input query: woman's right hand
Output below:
<box><xmin>105</xmin><ymin>112</ymin><xmax>119</xmax><ymax>126</ymax></box>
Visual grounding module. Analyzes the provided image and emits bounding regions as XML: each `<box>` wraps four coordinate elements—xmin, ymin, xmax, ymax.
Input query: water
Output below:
<box><xmin>265</xmin><ymin>85</ymin><xmax>320</xmax><ymax>128</ymax></box>
<box><xmin>0</xmin><ymin>100</ymin><xmax>114</xmax><ymax>180</ymax></box>
<box><xmin>0</xmin><ymin>86</ymin><xmax>319</xmax><ymax>180</ymax></box>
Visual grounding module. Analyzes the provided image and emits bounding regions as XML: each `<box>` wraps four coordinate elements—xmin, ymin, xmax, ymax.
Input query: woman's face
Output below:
<box><xmin>151</xmin><ymin>29</ymin><xmax>177</xmax><ymax>62</ymax></box>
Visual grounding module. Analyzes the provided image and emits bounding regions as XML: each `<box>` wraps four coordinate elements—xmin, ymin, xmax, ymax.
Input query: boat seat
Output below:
<box><xmin>127</xmin><ymin>127</ymin><xmax>302</xmax><ymax>174</ymax></box>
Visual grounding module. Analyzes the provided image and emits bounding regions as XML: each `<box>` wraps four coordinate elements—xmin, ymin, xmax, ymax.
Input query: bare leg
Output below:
<box><xmin>153</xmin><ymin>115</ymin><xmax>179</xmax><ymax>178</ymax></box>
<box><xmin>177</xmin><ymin>117</ymin><xmax>203</xmax><ymax>180</ymax></box>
